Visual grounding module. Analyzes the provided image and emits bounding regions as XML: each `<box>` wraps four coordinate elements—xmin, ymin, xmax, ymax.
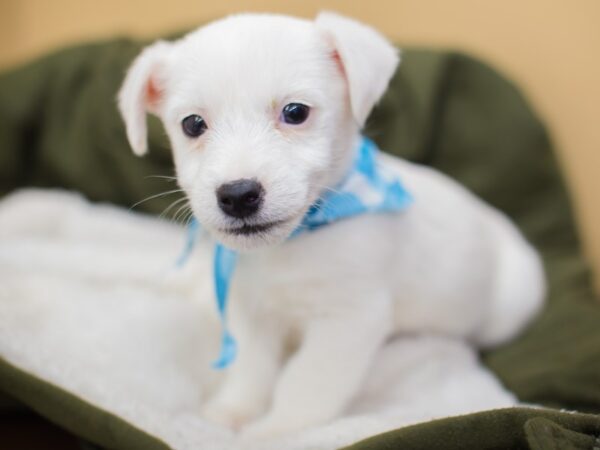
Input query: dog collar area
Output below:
<box><xmin>178</xmin><ymin>136</ymin><xmax>412</xmax><ymax>369</ymax></box>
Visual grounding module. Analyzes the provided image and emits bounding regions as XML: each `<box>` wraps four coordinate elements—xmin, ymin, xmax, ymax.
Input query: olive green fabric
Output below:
<box><xmin>0</xmin><ymin>38</ymin><xmax>599</xmax><ymax>449</ymax></box>
<box><xmin>0</xmin><ymin>358</ymin><xmax>169</xmax><ymax>450</ymax></box>
<box><xmin>344</xmin><ymin>408</ymin><xmax>600</xmax><ymax>450</ymax></box>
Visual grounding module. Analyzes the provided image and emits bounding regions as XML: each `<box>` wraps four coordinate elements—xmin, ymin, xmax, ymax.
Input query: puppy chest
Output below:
<box><xmin>233</xmin><ymin>256</ymin><xmax>358</xmax><ymax>322</ymax></box>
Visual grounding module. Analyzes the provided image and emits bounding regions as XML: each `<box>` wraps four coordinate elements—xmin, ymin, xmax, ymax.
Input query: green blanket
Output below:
<box><xmin>1</xmin><ymin>38</ymin><xmax>599</xmax><ymax>449</ymax></box>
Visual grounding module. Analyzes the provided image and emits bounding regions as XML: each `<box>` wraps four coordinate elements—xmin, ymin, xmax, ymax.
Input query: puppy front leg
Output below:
<box><xmin>242</xmin><ymin>292</ymin><xmax>392</xmax><ymax>438</ymax></box>
<box><xmin>202</xmin><ymin>311</ymin><xmax>283</xmax><ymax>430</ymax></box>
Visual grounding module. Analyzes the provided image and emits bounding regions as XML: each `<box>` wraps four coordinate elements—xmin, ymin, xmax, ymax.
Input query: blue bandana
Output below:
<box><xmin>178</xmin><ymin>137</ymin><xmax>412</xmax><ymax>369</ymax></box>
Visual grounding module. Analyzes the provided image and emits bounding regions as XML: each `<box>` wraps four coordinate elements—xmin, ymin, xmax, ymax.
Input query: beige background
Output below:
<box><xmin>1</xmin><ymin>0</ymin><xmax>599</xmax><ymax>287</ymax></box>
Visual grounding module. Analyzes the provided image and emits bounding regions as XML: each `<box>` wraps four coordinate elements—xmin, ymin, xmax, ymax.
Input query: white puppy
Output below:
<box><xmin>118</xmin><ymin>12</ymin><xmax>545</xmax><ymax>439</ymax></box>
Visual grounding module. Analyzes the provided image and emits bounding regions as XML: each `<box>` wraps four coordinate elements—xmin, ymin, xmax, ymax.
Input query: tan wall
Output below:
<box><xmin>1</xmin><ymin>0</ymin><xmax>599</xmax><ymax>287</ymax></box>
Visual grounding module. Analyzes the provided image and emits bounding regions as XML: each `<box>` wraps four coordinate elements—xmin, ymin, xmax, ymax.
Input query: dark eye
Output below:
<box><xmin>181</xmin><ymin>114</ymin><xmax>207</xmax><ymax>137</ymax></box>
<box><xmin>280</xmin><ymin>103</ymin><xmax>310</xmax><ymax>125</ymax></box>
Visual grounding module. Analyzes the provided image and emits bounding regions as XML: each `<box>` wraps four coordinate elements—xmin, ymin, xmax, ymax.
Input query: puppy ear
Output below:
<box><xmin>316</xmin><ymin>12</ymin><xmax>399</xmax><ymax>127</ymax></box>
<box><xmin>117</xmin><ymin>41</ymin><xmax>171</xmax><ymax>156</ymax></box>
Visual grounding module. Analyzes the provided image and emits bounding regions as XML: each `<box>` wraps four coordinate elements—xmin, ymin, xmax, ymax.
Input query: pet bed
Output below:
<box><xmin>0</xmin><ymin>38</ymin><xmax>599</xmax><ymax>449</ymax></box>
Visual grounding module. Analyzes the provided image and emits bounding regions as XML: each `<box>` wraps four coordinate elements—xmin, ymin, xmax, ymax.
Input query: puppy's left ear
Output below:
<box><xmin>118</xmin><ymin>41</ymin><xmax>172</xmax><ymax>156</ymax></box>
<box><xmin>316</xmin><ymin>12</ymin><xmax>399</xmax><ymax>127</ymax></box>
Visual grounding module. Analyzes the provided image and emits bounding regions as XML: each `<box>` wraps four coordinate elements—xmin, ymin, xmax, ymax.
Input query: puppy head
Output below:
<box><xmin>118</xmin><ymin>12</ymin><xmax>399</xmax><ymax>251</ymax></box>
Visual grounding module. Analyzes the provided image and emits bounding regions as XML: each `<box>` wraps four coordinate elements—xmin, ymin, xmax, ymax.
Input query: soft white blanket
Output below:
<box><xmin>0</xmin><ymin>189</ymin><xmax>516</xmax><ymax>450</ymax></box>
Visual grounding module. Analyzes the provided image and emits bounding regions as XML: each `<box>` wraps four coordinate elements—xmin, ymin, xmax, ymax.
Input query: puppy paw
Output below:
<box><xmin>201</xmin><ymin>398</ymin><xmax>263</xmax><ymax>431</ymax></box>
<box><xmin>240</xmin><ymin>415</ymin><xmax>296</xmax><ymax>440</ymax></box>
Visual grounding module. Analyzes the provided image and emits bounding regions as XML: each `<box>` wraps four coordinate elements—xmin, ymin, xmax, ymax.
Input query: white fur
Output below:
<box><xmin>119</xmin><ymin>12</ymin><xmax>545</xmax><ymax>438</ymax></box>
<box><xmin>0</xmin><ymin>189</ymin><xmax>518</xmax><ymax>450</ymax></box>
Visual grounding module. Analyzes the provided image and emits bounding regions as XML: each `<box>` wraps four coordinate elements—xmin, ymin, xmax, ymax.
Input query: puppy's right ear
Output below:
<box><xmin>118</xmin><ymin>41</ymin><xmax>171</xmax><ymax>156</ymax></box>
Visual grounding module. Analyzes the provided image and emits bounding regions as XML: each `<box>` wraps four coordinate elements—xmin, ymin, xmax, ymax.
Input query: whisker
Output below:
<box><xmin>173</xmin><ymin>203</ymin><xmax>192</xmax><ymax>225</ymax></box>
<box><xmin>144</xmin><ymin>174</ymin><xmax>178</xmax><ymax>182</ymax></box>
<box><xmin>172</xmin><ymin>204</ymin><xmax>188</xmax><ymax>223</ymax></box>
<box><xmin>129</xmin><ymin>189</ymin><xmax>184</xmax><ymax>211</ymax></box>
<box><xmin>159</xmin><ymin>196</ymin><xmax>189</xmax><ymax>219</ymax></box>
<box><xmin>183</xmin><ymin>209</ymin><xmax>196</xmax><ymax>226</ymax></box>
<box><xmin>180</xmin><ymin>208</ymin><xmax>194</xmax><ymax>227</ymax></box>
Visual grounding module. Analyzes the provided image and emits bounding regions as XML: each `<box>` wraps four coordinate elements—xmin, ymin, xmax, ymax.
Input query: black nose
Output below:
<box><xmin>216</xmin><ymin>179</ymin><xmax>264</xmax><ymax>218</ymax></box>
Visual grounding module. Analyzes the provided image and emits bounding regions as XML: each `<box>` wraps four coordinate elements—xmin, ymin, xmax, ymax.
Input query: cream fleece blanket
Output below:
<box><xmin>0</xmin><ymin>189</ymin><xmax>516</xmax><ymax>450</ymax></box>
